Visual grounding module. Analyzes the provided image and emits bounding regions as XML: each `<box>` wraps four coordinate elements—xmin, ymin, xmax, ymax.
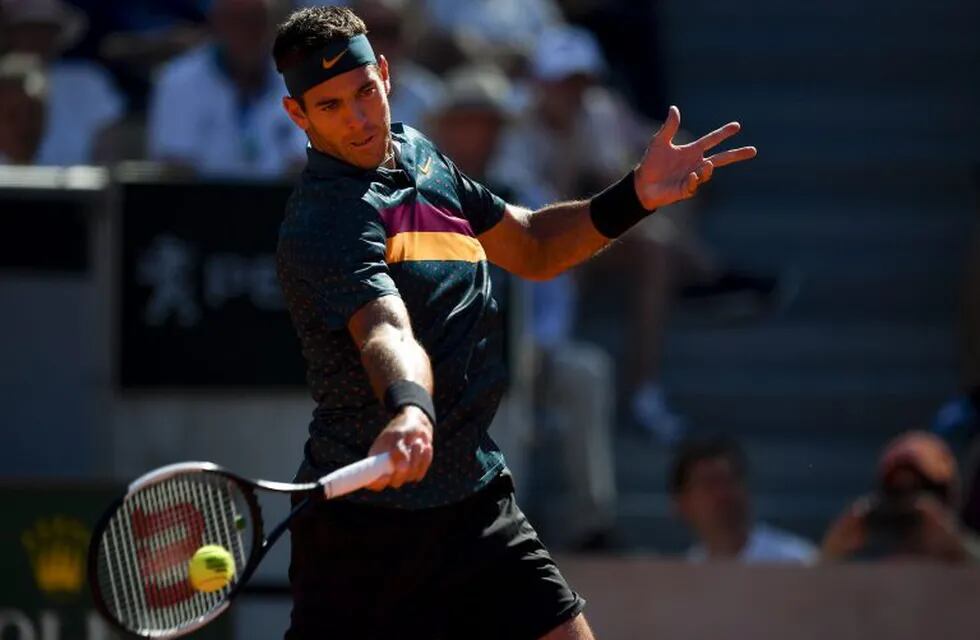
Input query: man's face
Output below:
<box><xmin>431</xmin><ymin>108</ymin><xmax>503</xmax><ymax>178</ymax></box>
<box><xmin>283</xmin><ymin>58</ymin><xmax>393</xmax><ymax>170</ymax></box>
<box><xmin>676</xmin><ymin>456</ymin><xmax>750</xmax><ymax>537</ymax></box>
<box><xmin>537</xmin><ymin>73</ymin><xmax>593</xmax><ymax>127</ymax></box>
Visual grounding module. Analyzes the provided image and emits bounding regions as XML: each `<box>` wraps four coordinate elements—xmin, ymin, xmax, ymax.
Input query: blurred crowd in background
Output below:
<box><xmin>2</xmin><ymin>0</ymin><xmax>979</xmax><ymax>566</ymax></box>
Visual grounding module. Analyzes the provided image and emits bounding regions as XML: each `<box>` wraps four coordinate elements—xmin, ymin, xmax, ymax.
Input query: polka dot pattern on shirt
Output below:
<box><xmin>277</xmin><ymin>124</ymin><xmax>509</xmax><ymax>509</ymax></box>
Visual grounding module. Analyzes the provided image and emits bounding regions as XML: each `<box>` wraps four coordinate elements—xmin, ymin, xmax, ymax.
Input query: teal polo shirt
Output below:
<box><xmin>277</xmin><ymin>123</ymin><xmax>509</xmax><ymax>509</ymax></box>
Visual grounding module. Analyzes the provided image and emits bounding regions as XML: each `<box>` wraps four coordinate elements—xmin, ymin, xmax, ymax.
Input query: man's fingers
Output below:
<box><xmin>695</xmin><ymin>160</ymin><xmax>714</xmax><ymax>184</ymax></box>
<box><xmin>704</xmin><ymin>146</ymin><xmax>757</xmax><ymax>168</ymax></box>
<box><xmin>365</xmin><ymin>474</ymin><xmax>392</xmax><ymax>492</ymax></box>
<box><xmin>691</xmin><ymin>122</ymin><xmax>741</xmax><ymax>152</ymax></box>
<box><xmin>406</xmin><ymin>440</ymin><xmax>427</xmax><ymax>482</ymax></box>
<box><xmin>683</xmin><ymin>172</ymin><xmax>698</xmax><ymax>196</ymax></box>
<box><xmin>412</xmin><ymin>443</ymin><xmax>433</xmax><ymax>483</ymax></box>
<box><xmin>653</xmin><ymin>105</ymin><xmax>681</xmax><ymax>145</ymax></box>
<box><xmin>365</xmin><ymin>425</ymin><xmax>433</xmax><ymax>491</ymax></box>
<box><xmin>388</xmin><ymin>442</ymin><xmax>414</xmax><ymax>488</ymax></box>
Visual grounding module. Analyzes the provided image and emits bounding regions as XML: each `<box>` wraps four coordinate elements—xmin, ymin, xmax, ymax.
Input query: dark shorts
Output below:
<box><xmin>285</xmin><ymin>473</ymin><xmax>585</xmax><ymax>640</ymax></box>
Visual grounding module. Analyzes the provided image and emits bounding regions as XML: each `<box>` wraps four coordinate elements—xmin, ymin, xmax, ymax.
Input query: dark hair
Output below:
<box><xmin>272</xmin><ymin>6</ymin><xmax>367</xmax><ymax>73</ymax></box>
<box><xmin>668</xmin><ymin>436</ymin><xmax>747</xmax><ymax>495</ymax></box>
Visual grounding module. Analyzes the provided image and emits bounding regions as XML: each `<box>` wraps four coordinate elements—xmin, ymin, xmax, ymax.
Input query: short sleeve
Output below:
<box><xmin>278</xmin><ymin>195</ymin><xmax>400</xmax><ymax>331</ymax></box>
<box><xmin>442</xmin><ymin>154</ymin><xmax>507</xmax><ymax>236</ymax></box>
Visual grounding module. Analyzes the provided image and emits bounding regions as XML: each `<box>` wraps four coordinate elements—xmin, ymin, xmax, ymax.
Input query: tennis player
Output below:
<box><xmin>274</xmin><ymin>6</ymin><xmax>755</xmax><ymax>639</ymax></box>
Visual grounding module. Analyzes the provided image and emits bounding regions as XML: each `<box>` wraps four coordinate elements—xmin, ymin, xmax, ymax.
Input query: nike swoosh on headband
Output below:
<box><xmin>322</xmin><ymin>49</ymin><xmax>348</xmax><ymax>69</ymax></box>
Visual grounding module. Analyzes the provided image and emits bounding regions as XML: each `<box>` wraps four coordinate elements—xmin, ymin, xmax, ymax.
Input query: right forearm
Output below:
<box><xmin>359</xmin><ymin>324</ymin><xmax>436</xmax><ymax>490</ymax></box>
<box><xmin>359</xmin><ymin>324</ymin><xmax>433</xmax><ymax>401</ymax></box>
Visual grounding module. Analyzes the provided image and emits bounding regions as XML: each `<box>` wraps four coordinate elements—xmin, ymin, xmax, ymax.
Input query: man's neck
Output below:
<box><xmin>380</xmin><ymin>140</ymin><xmax>396</xmax><ymax>169</ymax></box>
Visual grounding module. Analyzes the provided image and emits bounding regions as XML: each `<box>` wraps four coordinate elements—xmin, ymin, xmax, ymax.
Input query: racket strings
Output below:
<box><xmin>96</xmin><ymin>472</ymin><xmax>250</xmax><ymax>635</ymax></box>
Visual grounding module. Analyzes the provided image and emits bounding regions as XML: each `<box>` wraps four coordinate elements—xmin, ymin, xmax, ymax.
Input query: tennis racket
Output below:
<box><xmin>87</xmin><ymin>453</ymin><xmax>394</xmax><ymax>638</ymax></box>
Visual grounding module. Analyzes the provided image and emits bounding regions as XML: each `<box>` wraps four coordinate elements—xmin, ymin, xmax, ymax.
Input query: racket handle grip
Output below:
<box><xmin>320</xmin><ymin>453</ymin><xmax>395</xmax><ymax>499</ymax></box>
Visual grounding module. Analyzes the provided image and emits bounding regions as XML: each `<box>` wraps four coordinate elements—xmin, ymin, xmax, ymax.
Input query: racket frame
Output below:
<box><xmin>88</xmin><ymin>453</ymin><xmax>392</xmax><ymax>638</ymax></box>
<box><xmin>87</xmin><ymin>462</ymin><xmax>315</xmax><ymax>638</ymax></box>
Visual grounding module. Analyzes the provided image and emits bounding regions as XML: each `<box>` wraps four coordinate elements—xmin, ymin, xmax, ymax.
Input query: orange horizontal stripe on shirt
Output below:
<box><xmin>385</xmin><ymin>231</ymin><xmax>486</xmax><ymax>264</ymax></box>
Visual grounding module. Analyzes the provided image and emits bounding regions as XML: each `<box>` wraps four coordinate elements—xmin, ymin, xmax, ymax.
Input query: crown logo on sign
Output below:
<box><xmin>21</xmin><ymin>516</ymin><xmax>89</xmax><ymax>596</ymax></box>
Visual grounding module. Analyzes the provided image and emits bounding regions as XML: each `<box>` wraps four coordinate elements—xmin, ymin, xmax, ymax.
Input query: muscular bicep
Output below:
<box><xmin>477</xmin><ymin>204</ymin><xmax>542</xmax><ymax>279</ymax></box>
<box><xmin>347</xmin><ymin>294</ymin><xmax>414</xmax><ymax>349</ymax></box>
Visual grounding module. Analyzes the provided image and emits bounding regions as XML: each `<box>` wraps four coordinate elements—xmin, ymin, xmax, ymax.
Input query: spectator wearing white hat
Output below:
<box><xmin>147</xmin><ymin>0</ymin><xmax>307</xmax><ymax>178</ymax></box>
<box><xmin>0</xmin><ymin>0</ymin><xmax>124</xmax><ymax>165</ymax></box>
<box><xmin>419</xmin><ymin>0</ymin><xmax>562</xmax><ymax>53</ymax></box>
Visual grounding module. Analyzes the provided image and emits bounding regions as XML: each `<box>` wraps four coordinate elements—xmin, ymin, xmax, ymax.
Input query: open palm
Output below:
<box><xmin>634</xmin><ymin>106</ymin><xmax>757</xmax><ymax>210</ymax></box>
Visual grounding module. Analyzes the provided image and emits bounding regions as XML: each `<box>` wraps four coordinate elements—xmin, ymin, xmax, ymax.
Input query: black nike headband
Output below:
<box><xmin>282</xmin><ymin>34</ymin><xmax>378</xmax><ymax>98</ymax></box>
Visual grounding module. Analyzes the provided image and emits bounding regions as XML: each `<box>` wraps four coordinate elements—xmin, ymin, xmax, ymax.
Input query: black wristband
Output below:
<box><xmin>589</xmin><ymin>170</ymin><xmax>654</xmax><ymax>239</ymax></box>
<box><xmin>383</xmin><ymin>380</ymin><xmax>437</xmax><ymax>427</ymax></box>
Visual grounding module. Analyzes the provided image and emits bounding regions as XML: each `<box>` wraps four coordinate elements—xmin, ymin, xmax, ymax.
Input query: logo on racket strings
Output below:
<box><xmin>131</xmin><ymin>503</ymin><xmax>205</xmax><ymax>608</ymax></box>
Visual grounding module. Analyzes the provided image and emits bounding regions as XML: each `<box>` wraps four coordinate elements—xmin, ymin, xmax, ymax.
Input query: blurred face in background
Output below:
<box><xmin>0</xmin><ymin>79</ymin><xmax>44</xmax><ymax>163</ymax></box>
<box><xmin>431</xmin><ymin>107</ymin><xmax>504</xmax><ymax>178</ymax></box>
<box><xmin>283</xmin><ymin>59</ymin><xmax>393</xmax><ymax>170</ymax></box>
<box><xmin>537</xmin><ymin>73</ymin><xmax>593</xmax><ymax>130</ymax></box>
<box><xmin>675</xmin><ymin>455</ymin><xmax>751</xmax><ymax>541</ymax></box>
<box><xmin>211</xmin><ymin>0</ymin><xmax>274</xmax><ymax>74</ymax></box>
<box><xmin>2</xmin><ymin>22</ymin><xmax>62</xmax><ymax>62</ymax></box>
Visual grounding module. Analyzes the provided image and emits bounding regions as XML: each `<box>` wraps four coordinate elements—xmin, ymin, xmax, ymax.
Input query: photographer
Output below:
<box><xmin>821</xmin><ymin>431</ymin><xmax>980</xmax><ymax>563</ymax></box>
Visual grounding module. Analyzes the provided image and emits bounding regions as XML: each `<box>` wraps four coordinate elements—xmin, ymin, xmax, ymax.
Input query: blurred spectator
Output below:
<box><xmin>0</xmin><ymin>53</ymin><xmax>46</xmax><ymax>164</ymax></box>
<box><xmin>670</xmin><ymin>436</ymin><xmax>817</xmax><ymax>564</ymax></box>
<box><xmin>821</xmin><ymin>431</ymin><xmax>980</xmax><ymax>563</ymax></box>
<box><xmin>492</xmin><ymin>25</ymin><xmax>789</xmax><ymax>444</ymax></box>
<box><xmin>348</xmin><ymin>0</ymin><xmax>444</xmax><ymax>130</ymax></box>
<box><xmin>419</xmin><ymin>0</ymin><xmax>562</xmax><ymax>54</ymax></box>
<box><xmin>426</xmin><ymin>66</ymin><xmax>511</xmax><ymax>194</ymax></box>
<box><xmin>147</xmin><ymin>0</ymin><xmax>306</xmax><ymax>178</ymax></box>
<box><xmin>0</xmin><ymin>0</ymin><xmax>125</xmax><ymax>165</ymax></box>
<box><xmin>64</xmin><ymin>0</ymin><xmax>210</xmax><ymax>111</ymax></box>
<box><xmin>427</xmin><ymin>67</ymin><xmax>618</xmax><ymax>550</ymax></box>
<box><xmin>556</xmin><ymin>0</ymin><xmax>667</xmax><ymax>119</ymax></box>
<box><xmin>490</xmin><ymin>25</ymin><xmax>691</xmax><ymax>443</ymax></box>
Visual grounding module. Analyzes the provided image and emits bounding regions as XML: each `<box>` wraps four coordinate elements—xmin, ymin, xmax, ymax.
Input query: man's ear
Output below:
<box><xmin>377</xmin><ymin>54</ymin><xmax>392</xmax><ymax>96</ymax></box>
<box><xmin>282</xmin><ymin>95</ymin><xmax>309</xmax><ymax>130</ymax></box>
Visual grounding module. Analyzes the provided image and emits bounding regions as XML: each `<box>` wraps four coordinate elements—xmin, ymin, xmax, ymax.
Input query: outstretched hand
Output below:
<box><xmin>634</xmin><ymin>105</ymin><xmax>757</xmax><ymax>210</ymax></box>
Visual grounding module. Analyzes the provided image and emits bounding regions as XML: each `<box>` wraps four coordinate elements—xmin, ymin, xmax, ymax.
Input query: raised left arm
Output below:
<box><xmin>479</xmin><ymin>105</ymin><xmax>756</xmax><ymax>280</ymax></box>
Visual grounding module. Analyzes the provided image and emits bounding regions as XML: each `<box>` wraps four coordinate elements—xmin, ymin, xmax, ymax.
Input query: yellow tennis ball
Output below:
<box><xmin>188</xmin><ymin>545</ymin><xmax>236</xmax><ymax>593</ymax></box>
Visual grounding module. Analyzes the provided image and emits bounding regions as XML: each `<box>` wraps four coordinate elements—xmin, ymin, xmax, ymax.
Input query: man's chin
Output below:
<box><xmin>350</xmin><ymin>145</ymin><xmax>388</xmax><ymax>170</ymax></box>
<box><xmin>348</xmin><ymin>154</ymin><xmax>383</xmax><ymax>170</ymax></box>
